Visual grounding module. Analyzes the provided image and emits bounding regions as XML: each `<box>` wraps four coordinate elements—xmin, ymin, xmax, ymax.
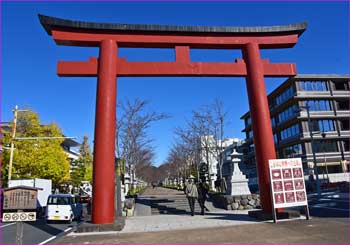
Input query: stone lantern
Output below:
<box><xmin>226</xmin><ymin>149</ymin><xmax>251</xmax><ymax>196</ymax></box>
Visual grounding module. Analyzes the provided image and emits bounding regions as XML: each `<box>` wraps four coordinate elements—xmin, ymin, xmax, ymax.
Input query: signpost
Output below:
<box><xmin>268</xmin><ymin>158</ymin><xmax>310</xmax><ymax>223</ymax></box>
<box><xmin>2</xmin><ymin>185</ymin><xmax>41</xmax><ymax>245</ymax></box>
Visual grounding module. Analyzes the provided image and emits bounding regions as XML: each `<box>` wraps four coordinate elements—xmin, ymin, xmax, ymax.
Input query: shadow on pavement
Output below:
<box><xmin>26</xmin><ymin>218</ymin><xmax>71</xmax><ymax>236</ymax></box>
<box><xmin>200</xmin><ymin>212</ymin><xmax>258</xmax><ymax>221</ymax></box>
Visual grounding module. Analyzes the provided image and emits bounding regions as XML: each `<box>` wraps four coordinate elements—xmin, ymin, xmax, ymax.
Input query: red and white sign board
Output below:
<box><xmin>269</xmin><ymin>158</ymin><xmax>308</xmax><ymax>209</ymax></box>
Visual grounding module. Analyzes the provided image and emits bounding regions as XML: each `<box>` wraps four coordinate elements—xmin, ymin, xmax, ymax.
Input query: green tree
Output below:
<box><xmin>70</xmin><ymin>135</ymin><xmax>93</xmax><ymax>186</ymax></box>
<box><xmin>1</xmin><ymin>110</ymin><xmax>70</xmax><ymax>186</ymax></box>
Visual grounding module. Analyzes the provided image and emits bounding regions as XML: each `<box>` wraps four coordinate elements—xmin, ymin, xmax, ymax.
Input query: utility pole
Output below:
<box><xmin>8</xmin><ymin>106</ymin><xmax>29</xmax><ymax>181</ymax></box>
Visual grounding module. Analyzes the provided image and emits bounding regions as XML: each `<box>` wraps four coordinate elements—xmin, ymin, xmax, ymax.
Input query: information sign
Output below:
<box><xmin>269</xmin><ymin>158</ymin><xmax>310</xmax><ymax>222</ymax></box>
<box><xmin>269</xmin><ymin>158</ymin><xmax>308</xmax><ymax>208</ymax></box>
<box><xmin>3</xmin><ymin>186</ymin><xmax>39</xmax><ymax>210</ymax></box>
<box><xmin>2</xmin><ymin>212</ymin><xmax>36</xmax><ymax>222</ymax></box>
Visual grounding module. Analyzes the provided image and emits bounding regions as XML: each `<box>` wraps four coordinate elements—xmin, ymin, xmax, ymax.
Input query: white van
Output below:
<box><xmin>46</xmin><ymin>194</ymin><xmax>82</xmax><ymax>223</ymax></box>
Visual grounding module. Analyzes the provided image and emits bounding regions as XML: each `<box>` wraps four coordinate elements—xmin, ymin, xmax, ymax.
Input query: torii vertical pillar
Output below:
<box><xmin>243</xmin><ymin>43</ymin><xmax>276</xmax><ymax>212</ymax></box>
<box><xmin>92</xmin><ymin>40</ymin><xmax>117</xmax><ymax>224</ymax></box>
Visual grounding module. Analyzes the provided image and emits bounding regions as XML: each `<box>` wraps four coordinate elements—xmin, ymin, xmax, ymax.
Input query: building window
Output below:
<box><xmin>248</xmin><ymin>131</ymin><xmax>253</xmax><ymax>138</ymax></box>
<box><xmin>245</xmin><ymin>117</ymin><xmax>251</xmax><ymax>126</ymax></box>
<box><xmin>278</xmin><ymin>104</ymin><xmax>298</xmax><ymax>123</ymax></box>
<box><xmin>314</xmin><ymin>141</ymin><xmax>338</xmax><ymax>153</ymax></box>
<box><xmin>273</xmin><ymin>133</ymin><xmax>278</xmax><ymax>143</ymax></box>
<box><xmin>306</xmin><ymin>100</ymin><xmax>331</xmax><ymax>111</ymax></box>
<box><xmin>275</xmin><ymin>86</ymin><xmax>295</xmax><ymax>105</ymax></box>
<box><xmin>282</xmin><ymin>144</ymin><xmax>302</xmax><ymax>158</ymax></box>
<box><xmin>301</xmin><ymin>81</ymin><xmax>328</xmax><ymax>91</ymax></box>
<box><xmin>310</xmin><ymin>120</ymin><xmax>335</xmax><ymax>132</ymax></box>
<box><xmin>280</xmin><ymin>124</ymin><xmax>300</xmax><ymax>140</ymax></box>
<box><xmin>341</xmin><ymin>119</ymin><xmax>349</xmax><ymax>130</ymax></box>
<box><xmin>344</xmin><ymin>139</ymin><xmax>350</xmax><ymax>151</ymax></box>
<box><xmin>271</xmin><ymin>117</ymin><xmax>276</xmax><ymax>127</ymax></box>
<box><xmin>334</xmin><ymin>80</ymin><xmax>349</xmax><ymax>91</ymax></box>
<box><xmin>337</xmin><ymin>100</ymin><xmax>349</xmax><ymax>110</ymax></box>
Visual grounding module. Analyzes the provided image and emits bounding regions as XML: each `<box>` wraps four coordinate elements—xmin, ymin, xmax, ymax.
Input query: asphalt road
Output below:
<box><xmin>1</xmin><ymin>217</ymin><xmax>80</xmax><ymax>245</ymax></box>
<box><xmin>307</xmin><ymin>190</ymin><xmax>350</xmax><ymax>218</ymax></box>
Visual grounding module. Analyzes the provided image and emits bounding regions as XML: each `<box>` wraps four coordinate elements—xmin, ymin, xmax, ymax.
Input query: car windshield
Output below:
<box><xmin>47</xmin><ymin>196</ymin><xmax>71</xmax><ymax>205</ymax></box>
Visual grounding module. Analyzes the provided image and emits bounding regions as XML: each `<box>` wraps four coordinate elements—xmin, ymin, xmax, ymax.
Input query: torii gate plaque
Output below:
<box><xmin>39</xmin><ymin>15</ymin><xmax>307</xmax><ymax>224</ymax></box>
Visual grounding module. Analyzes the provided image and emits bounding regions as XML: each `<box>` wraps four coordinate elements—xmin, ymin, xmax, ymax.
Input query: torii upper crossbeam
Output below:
<box><xmin>39</xmin><ymin>14</ymin><xmax>307</xmax><ymax>224</ymax></box>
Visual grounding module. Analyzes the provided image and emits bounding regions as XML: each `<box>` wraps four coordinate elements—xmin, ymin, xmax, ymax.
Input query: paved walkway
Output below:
<box><xmin>121</xmin><ymin>209</ymin><xmax>258</xmax><ymax>233</ymax></box>
<box><xmin>54</xmin><ymin>217</ymin><xmax>349</xmax><ymax>244</ymax></box>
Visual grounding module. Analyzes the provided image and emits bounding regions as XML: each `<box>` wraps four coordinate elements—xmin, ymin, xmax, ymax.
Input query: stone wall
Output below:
<box><xmin>209</xmin><ymin>193</ymin><xmax>261</xmax><ymax>210</ymax></box>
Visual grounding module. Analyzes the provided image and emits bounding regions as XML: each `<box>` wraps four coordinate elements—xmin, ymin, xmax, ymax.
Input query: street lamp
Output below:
<box><xmin>299</xmin><ymin>102</ymin><xmax>321</xmax><ymax>197</ymax></box>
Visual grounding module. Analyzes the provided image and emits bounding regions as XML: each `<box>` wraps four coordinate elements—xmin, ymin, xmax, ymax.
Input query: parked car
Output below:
<box><xmin>45</xmin><ymin>194</ymin><xmax>82</xmax><ymax>223</ymax></box>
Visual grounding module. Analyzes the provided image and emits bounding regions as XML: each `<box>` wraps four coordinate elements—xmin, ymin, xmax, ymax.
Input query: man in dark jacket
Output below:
<box><xmin>197</xmin><ymin>180</ymin><xmax>209</xmax><ymax>215</ymax></box>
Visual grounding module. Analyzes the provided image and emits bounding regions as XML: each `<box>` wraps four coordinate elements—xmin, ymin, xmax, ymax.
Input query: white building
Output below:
<box><xmin>200</xmin><ymin>135</ymin><xmax>244</xmax><ymax>190</ymax></box>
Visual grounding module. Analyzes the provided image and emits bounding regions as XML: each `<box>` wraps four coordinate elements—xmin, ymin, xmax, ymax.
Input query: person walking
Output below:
<box><xmin>197</xmin><ymin>179</ymin><xmax>209</xmax><ymax>215</ymax></box>
<box><xmin>185</xmin><ymin>175</ymin><xmax>198</xmax><ymax>216</ymax></box>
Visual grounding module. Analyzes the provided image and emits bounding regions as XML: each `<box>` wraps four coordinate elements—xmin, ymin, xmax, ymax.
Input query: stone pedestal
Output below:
<box><xmin>76</xmin><ymin>216</ymin><xmax>125</xmax><ymax>233</ymax></box>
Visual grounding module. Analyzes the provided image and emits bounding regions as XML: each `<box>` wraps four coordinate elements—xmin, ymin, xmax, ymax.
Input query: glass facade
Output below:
<box><xmin>301</xmin><ymin>81</ymin><xmax>328</xmax><ymax>91</ymax></box>
<box><xmin>245</xmin><ymin>117</ymin><xmax>251</xmax><ymax>126</ymax></box>
<box><xmin>278</xmin><ymin>104</ymin><xmax>298</xmax><ymax>123</ymax></box>
<box><xmin>314</xmin><ymin>141</ymin><xmax>338</xmax><ymax>153</ymax></box>
<box><xmin>306</xmin><ymin>100</ymin><xmax>331</xmax><ymax>111</ymax></box>
<box><xmin>341</xmin><ymin>119</ymin><xmax>349</xmax><ymax>130</ymax></box>
<box><xmin>281</xmin><ymin>124</ymin><xmax>300</xmax><ymax>140</ymax></box>
<box><xmin>334</xmin><ymin>80</ymin><xmax>349</xmax><ymax>91</ymax></box>
<box><xmin>271</xmin><ymin>117</ymin><xmax>276</xmax><ymax>127</ymax></box>
<box><xmin>275</xmin><ymin>86</ymin><xmax>294</xmax><ymax>105</ymax></box>
<box><xmin>310</xmin><ymin>120</ymin><xmax>335</xmax><ymax>132</ymax></box>
<box><xmin>248</xmin><ymin>130</ymin><xmax>253</xmax><ymax>138</ymax></box>
<box><xmin>282</xmin><ymin>144</ymin><xmax>302</xmax><ymax>158</ymax></box>
<box><xmin>344</xmin><ymin>139</ymin><xmax>350</xmax><ymax>151</ymax></box>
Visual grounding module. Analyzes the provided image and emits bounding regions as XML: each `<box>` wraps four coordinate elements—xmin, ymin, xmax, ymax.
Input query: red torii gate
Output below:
<box><xmin>39</xmin><ymin>15</ymin><xmax>307</xmax><ymax>224</ymax></box>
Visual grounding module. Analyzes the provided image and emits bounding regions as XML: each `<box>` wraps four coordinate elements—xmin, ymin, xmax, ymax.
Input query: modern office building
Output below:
<box><xmin>241</xmin><ymin>75</ymin><xmax>350</xmax><ymax>180</ymax></box>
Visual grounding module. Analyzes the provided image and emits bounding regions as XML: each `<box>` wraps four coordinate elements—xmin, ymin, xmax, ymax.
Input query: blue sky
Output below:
<box><xmin>1</xmin><ymin>1</ymin><xmax>349</xmax><ymax>166</ymax></box>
